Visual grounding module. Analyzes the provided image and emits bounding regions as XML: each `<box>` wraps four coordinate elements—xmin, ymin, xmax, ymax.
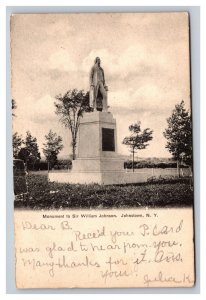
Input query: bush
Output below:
<box><xmin>27</xmin><ymin>161</ymin><xmax>48</xmax><ymax>171</ymax></box>
<box><xmin>124</xmin><ymin>160</ymin><xmax>188</xmax><ymax>169</ymax></box>
<box><xmin>53</xmin><ymin>159</ymin><xmax>72</xmax><ymax>170</ymax></box>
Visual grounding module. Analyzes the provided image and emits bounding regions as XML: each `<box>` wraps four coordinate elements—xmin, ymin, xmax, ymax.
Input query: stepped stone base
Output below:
<box><xmin>49</xmin><ymin>170</ymin><xmax>149</xmax><ymax>185</ymax></box>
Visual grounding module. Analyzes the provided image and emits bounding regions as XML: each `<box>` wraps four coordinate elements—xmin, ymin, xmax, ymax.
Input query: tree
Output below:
<box><xmin>163</xmin><ymin>100</ymin><xmax>192</xmax><ymax>177</ymax></box>
<box><xmin>18</xmin><ymin>131</ymin><xmax>41</xmax><ymax>170</ymax></box>
<box><xmin>12</xmin><ymin>99</ymin><xmax>17</xmax><ymax>117</ymax></box>
<box><xmin>12</xmin><ymin>132</ymin><xmax>23</xmax><ymax>158</ymax></box>
<box><xmin>43</xmin><ymin>130</ymin><xmax>64</xmax><ymax>170</ymax></box>
<box><xmin>18</xmin><ymin>147</ymin><xmax>30</xmax><ymax>166</ymax></box>
<box><xmin>122</xmin><ymin>122</ymin><xmax>153</xmax><ymax>172</ymax></box>
<box><xmin>54</xmin><ymin>89</ymin><xmax>91</xmax><ymax>160</ymax></box>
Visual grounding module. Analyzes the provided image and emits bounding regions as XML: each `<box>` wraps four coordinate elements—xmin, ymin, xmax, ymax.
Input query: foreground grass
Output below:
<box><xmin>14</xmin><ymin>174</ymin><xmax>193</xmax><ymax>210</ymax></box>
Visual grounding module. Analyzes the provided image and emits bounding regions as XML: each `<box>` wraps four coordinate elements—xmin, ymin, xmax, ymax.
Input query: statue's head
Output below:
<box><xmin>94</xmin><ymin>57</ymin><xmax>101</xmax><ymax>65</ymax></box>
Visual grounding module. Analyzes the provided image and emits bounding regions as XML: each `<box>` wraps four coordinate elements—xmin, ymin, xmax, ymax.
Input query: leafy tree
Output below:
<box><xmin>18</xmin><ymin>147</ymin><xmax>30</xmax><ymax>166</ymax></box>
<box><xmin>12</xmin><ymin>99</ymin><xmax>17</xmax><ymax>117</ymax></box>
<box><xmin>54</xmin><ymin>89</ymin><xmax>91</xmax><ymax>160</ymax></box>
<box><xmin>18</xmin><ymin>131</ymin><xmax>41</xmax><ymax>170</ymax></box>
<box><xmin>163</xmin><ymin>100</ymin><xmax>192</xmax><ymax>177</ymax></box>
<box><xmin>122</xmin><ymin>122</ymin><xmax>153</xmax><ymax>172</ymax></box>
<box><xmin>43</xmin><ymin>130</ymin><xmax>64</xmax><ymax>170</ymax></box>
<box><xmin>12</xmin><ymin>132</ymin><xmax>23</xmax><ymax>158</ymax></box>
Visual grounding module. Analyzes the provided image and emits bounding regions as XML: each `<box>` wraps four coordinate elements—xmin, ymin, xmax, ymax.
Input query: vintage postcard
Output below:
<box><xmin>11</xmin><ymin>12</ymin><xmax>195</xmax><ymax>288</ymax></box>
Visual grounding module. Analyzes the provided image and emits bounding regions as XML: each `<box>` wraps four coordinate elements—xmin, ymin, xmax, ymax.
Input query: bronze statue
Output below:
<box><xmin>89</xmin><ymin>57</ymin><xmax>108</xmax><ymax>112</ymax></box>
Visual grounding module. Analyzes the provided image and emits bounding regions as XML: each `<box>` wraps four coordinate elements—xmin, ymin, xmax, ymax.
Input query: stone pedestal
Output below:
<box><xmin>69</xmin><ymin>111</ymin><xmax>124</xmax><ymax>184</ymax></box>
<box><xmin>76</xmin><ymin>111</ymin><xmax>117</xmax><ymax>159</ymax></box>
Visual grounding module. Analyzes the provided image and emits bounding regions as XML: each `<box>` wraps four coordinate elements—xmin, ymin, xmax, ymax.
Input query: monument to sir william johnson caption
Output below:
<box><xmin>49</xmin><ymin>57</ymin><xmax>148</xmax><ymax>184</ymax></box>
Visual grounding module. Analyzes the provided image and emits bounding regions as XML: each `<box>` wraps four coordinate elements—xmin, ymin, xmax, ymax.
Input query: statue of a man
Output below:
<box><xmin>89</xmin><ymin>57</ymin><xmax>108</xmax><ymax>112</ymax></box>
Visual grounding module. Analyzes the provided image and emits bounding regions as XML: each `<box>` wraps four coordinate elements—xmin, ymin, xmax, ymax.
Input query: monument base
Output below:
<box><xmin>48</xmin><ymin>170</ymin><xmax>150</xmax><ymax>185</ymax></box>
<box><xmin>71</xmin><ymin>156</ymin><xmax>124</xmax><ymax>172</ymax></box>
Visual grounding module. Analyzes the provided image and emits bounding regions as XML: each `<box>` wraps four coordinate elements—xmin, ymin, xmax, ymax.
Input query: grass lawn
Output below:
<box><xmin>14</xmin><ymin>173</ymin><xmax>194</xmax><ymax>210</ymax></box>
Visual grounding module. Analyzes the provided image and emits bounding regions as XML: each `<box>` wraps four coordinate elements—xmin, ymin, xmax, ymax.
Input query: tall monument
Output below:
<box><xmin>49</xmin><ymin>57</ymin><xmax>149</xmax><ymax>184</ymax></box>
<box><xmin>67</xmin><ymin>57</ymin><xmax>125</xmax><ymax>184</ymax></box>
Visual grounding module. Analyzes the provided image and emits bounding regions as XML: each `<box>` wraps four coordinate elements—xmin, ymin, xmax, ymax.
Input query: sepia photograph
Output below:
<box><xmin>11</xmin><ymin>12</ymin><xmax>195</xmax><ymax>288</ymax></box>
<box><xmin>12</xmin><ymin>13</ymin><xmax>193</xmax><ymax>210</ymax></box>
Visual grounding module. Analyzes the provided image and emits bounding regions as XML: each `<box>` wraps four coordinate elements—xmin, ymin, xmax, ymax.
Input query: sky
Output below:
<box><xmin>11</xmin><ymin>12</ymin><xmax>191</xmax><ymax>159</ymax></box>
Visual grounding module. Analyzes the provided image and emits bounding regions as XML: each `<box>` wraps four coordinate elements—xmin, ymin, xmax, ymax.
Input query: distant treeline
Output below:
<box><xmin>124</xmin><ymin>161</ymin><xmax>188</xmax><ymax>169</ymax></box>
<box><xmin>27</xmin><ymin>159</ymin><xmax>72</xmax><ymax>171</ymax></box>
<box><xmin>26</xmin><ymin>159</ymin><xmax>189</xmax><ymax>171</ymax></box>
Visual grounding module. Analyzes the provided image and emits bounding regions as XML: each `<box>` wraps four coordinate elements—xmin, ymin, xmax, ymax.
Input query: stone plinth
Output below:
<box><xmin>77</xmin><ymin>111</ymin><xmax>118</xmax><ymax>158</ymax></box>
<box><xmin>70</xmin><ymin>111</ymin><xmax>125</xmax><ymax>183</ymax></box>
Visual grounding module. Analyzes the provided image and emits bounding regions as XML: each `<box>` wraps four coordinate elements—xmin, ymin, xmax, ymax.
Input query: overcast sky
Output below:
<box><xmin>11</xmin><ymin>12</ymin><xmax>191</xmax><ymax>158</ymax></box>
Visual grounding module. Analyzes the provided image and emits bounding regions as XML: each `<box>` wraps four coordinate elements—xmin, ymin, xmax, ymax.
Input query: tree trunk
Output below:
<box><xmin>177</xmin><ymin>160</ymin><xmax>180</xmax><ymax>178</ymax></box>
<box><xmin>72</xmin><ymin>144</ymin><xmax>76</xmax><ymax>160</ymax></box>
<box><xmin>132</xmin><ymin>149</ymin><xmax>134</xmax><ymax>173</ymax></box>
